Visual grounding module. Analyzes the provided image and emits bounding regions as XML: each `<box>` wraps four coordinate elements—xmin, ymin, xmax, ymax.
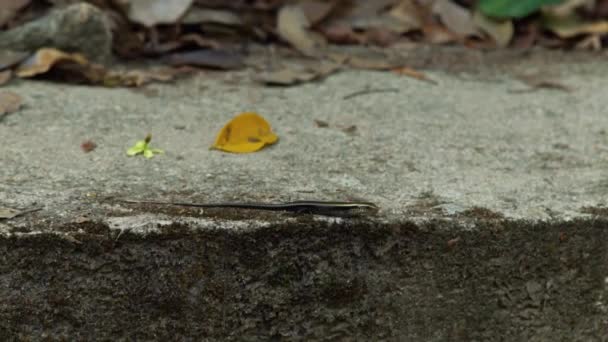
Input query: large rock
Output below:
<box><xmin>0</xmin><ymin>3</ymin><xmax>112</xmax><ymax>62</ymax></box>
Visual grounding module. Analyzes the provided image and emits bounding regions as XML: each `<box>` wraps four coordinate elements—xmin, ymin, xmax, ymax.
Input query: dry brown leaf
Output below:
<box><xmin>257</xmin><ymin>62</ymin><xmax>340</xmax><ymax>86</ymax></box>
<box><xmin>0</xmin><ymin>70</ymin><xmax>12</xmax><ymax>86</ymax></box>
<box><xmin>576</xmin><ymin>34</ymin><xmax>602</xmax><ymax>50</ymax></box>
<box><xmin>300</xmin><ymin>0</ymin><xmax>337</xmax><ymax>26</ymax></box>
<box><xmin>182</xmin><ymin>7</ymin><xmax>242</xmax><ymax>25</ymax></box>
<box><xmin>473</xmin><ymin>10</ymin><xmax>513</xmax><ymax>47</ymax></box>
<box><xmin>16</xmin><ymin>47</ymin><xmax>184</xmax><ymax>87</ymax></box>
<box><xmin>543</xmin><ymin>14</ymin><xmax>608</xmax><ymax>38</ymax></box>
<box><xmin>277</xmin><ymin>4</ymin><xmax>326</xmax><ymax>56</ymax></box>
<box><xmin>432</xmin><ymin>0</ymin><xmax>480</xmax><ymax>37</ymax></box>
<box><xmin>149</xmin><ymin>33</ymin><xmax>221</xmax><ymax>54</ymax></box>
<box><xmin>387</xmin><ymin>0</ymin><xmax>424</xmax><ymax>32</ymax></box>
<box><xmin>321</xmin><ymin>24</ymin><xmax>364</xmax><ymax>44</ymax></box>
<box><xmin>0</xmin><ymin>0</ymin><xmax>31</xmax><ymax>27</ymax></box>
<box><xmin>365</xmin><ymin>28</ymin><xmax>402</xmax><ymax>46</ymax></box>
<box><xmin>126</xmin><ymin>0</ymin><xmax>194</xmax><ymax>27</ymax></box>
<box><xmin>334</xmin><ymin>0</ymin><xmax>400</xmax><ymax>29</ymax></box>
<box><xmin>0</xmin><ymin>90</ymin><xmax>22</xmax><ymax>120</ymax></box>
<box><xmin>162</xmin><ymin>49</ymin><xmax>244</xmax><ymax>70</ymax></box>
<box><xmin>542</xmin><ymin>0</ymin><xmax>594</xmax><ymax>18</ymax></box>
<box><xmin>81</xmin><ymin>140</ymin><xmax>97</xmax><ymax>153</ymax></box>
<box><xmin>422</xmin><ymin>22</ymin><xmax>460</xmax><ymax>44</ymax></box>
<box><xmin>16</xmin><ymin>48</ymin><xmax>88</xmax><ymax>78</ymax></box>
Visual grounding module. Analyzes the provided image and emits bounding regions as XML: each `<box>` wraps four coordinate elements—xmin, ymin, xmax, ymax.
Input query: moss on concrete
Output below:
<box><xmin>1</xmin><ymin>218</ymin><xmax>607</xmax><ymax>340</ymax></box>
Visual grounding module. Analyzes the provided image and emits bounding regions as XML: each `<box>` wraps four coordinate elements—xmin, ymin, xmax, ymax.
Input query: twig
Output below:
<box><xmin>392</xmin><ymin>66</ymin><xmax>438</xmax><ymax>85</ymax></box>
<box><xmin>343</xmin><ymin>87</ymin><xmax>399</xmax><ymax>100</ymax></box>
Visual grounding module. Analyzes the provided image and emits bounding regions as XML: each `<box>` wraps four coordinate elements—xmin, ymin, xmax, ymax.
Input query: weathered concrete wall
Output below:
<box><xmin>2</xmin><ymin>218</ymin><xmax>606</xmax><ymax>340</ymax></box>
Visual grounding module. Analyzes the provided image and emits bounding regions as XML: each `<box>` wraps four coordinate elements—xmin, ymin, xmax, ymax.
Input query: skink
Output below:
<box><xmin>119</xmin><ymin>199</ymin><xmax>379</xmax><ymax>216</ymax></box>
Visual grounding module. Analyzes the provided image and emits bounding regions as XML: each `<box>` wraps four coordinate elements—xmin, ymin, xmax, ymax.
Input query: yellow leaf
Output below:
<box><xmin>212</xmin><ymin>112</ymin><xmax>278</xmax><ymax>153</ymax></box>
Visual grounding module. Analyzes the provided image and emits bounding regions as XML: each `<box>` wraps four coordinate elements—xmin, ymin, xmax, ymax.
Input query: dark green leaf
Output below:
<box><xmin>478</xmin><ymin>0</ymin><xmax>564</xmax><ymax>19</ymax></box>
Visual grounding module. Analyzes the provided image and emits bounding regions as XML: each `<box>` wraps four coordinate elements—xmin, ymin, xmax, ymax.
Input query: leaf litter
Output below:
<box><xmin>0</xmin><ymin>0</ymin><xmax>606</xmax><ymax>92</ymax></box>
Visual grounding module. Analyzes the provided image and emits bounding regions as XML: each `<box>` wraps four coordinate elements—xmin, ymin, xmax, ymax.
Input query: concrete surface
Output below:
<box><xmin>1</xmin><ymin>49</ymin><xmax>608</xmax><ymax>340</ymax></box>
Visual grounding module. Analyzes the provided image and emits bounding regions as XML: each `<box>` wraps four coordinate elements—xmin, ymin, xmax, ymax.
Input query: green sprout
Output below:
<box><xmin>126</xmin><ymin>133</ymin><xmax>164</xmax><ymax>159</ymax></box>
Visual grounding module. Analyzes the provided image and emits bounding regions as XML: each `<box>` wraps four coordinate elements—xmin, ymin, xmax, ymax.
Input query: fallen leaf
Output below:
<box><xmin>473</xmin><ymin>10</ymin><xmax>514</xmax><ymax>47</ymax></box>
<box><xmin>392</xmin><ymin>66</ymin><xmax>437</xmax><ymax>84</ymax></box>
<box><xmin>257</xmin><ymin>62</ymin><xmax>340</xmax><ymax>86</ymax></box>
<box><xmin>478</xmin><ymin>0</ymin><xmax>563</xmax><ymax>19</ymax></box>
<box><xmin>146</xmin><ymin>33</ymin><xmax>221</xmax><ymax>54</ymax></box>
<box><xmin>320</xmin><ymin>24</ymin><xmax>364</xmax><ymax>44</ymax></box>
<box><xmin>0</xmin><ymin>70</ymin><xmax>11</xmax><ymax>86</ymax></box>
<box><xmin>0</xmin><ymin>0</ymin><xmax>31</xmax><ymax>27</ymax></box>
<box><xmin>0</xmin><ymin>206</ymin><xmax>40</xmax><ymax>219</ymax></box>
<box><xmin>576</xmin><ymin>34</ymin><xmax>602</xmax><ymax>50</ymax></box>
<box><xmin>0</xmin><ymin>90</ymin><xmax>22</xmax><ymax>120</ymax></box>
<box><xmin>364</xmin><ymin>28</ymin><xmax>402</xmax><ymax>46</ymax></box>
<box><xmin>81</xmin><ymin>140</ymin><xmax>97</xmax><ymax>152</ymax></box>
<box><xmin>277</xmin><ymin>4</ymin><xmax>326</xmax><ymax>56</ymax></box>
<box><xmin>16</xmin><ymin>47</ymin><xmax>183</xmax><ymax>87</ymax></box>
<box><xmin>422</xmin><ymin>22</ymin><xmax>461</xmax><ymax>44</ymax></box>
<box><xmin>300</xmin><ymin>0</ymin><xmax>337</xmax><ymax>26</ymax></box>
<box><xmin>541</xmin><ymin>0</ymin><xmax>593</xmax><ymax>18</ymax></box>
<box><xmin>0</xmin><ymin>207</ymin><xmax>24</xmax><ymax>219</ymax></box>
<box><xmin>542</xmin><ymin>13</ymin><xmax>608</xmax><ymax>38</ymax></box>
<box><xmin>126</xmin><ymin>0</ymin><xmax>194</xmax><ymax>27</ymax></box>
<box><xmin>212</xmin><ymin>112</ymin><xmax>278</xmax><ymax>153</ymax></box>
<box><xmin>127</xmin><ymin>133</ymin><xmax>163</xmax><ymax>158</ymax></box>
<box><xmin>15</xmin><ymin>48</ymin><xmax>88</xmax><ymax>78</ymax></box>
<box><xmin>181</xmin><ymin>7</ymin><xmax>242</xmax><ymax>26</ymax></box>
<box><xmin>387</xmin><ymin>0</ymin><xmax>424</xmax><ymax>33</ymax></box>
<box><xmin>162</xmin><ymin>49</ymin><xmax>244</xmax><ymax>70</ymax></box>
<box><xmin>433</xmin><ymin>0</ymin><xmax>480</xmax><ymax>36</ymax></box>
<box><xmin>110</xmin><ymin>68</ymin><xmax>175</xmax><ymax>87</ymax></box>
<box><xmin>333</xmin><ymin>0</ymin><xmax>402</xmax><ymax>32</ymax></box>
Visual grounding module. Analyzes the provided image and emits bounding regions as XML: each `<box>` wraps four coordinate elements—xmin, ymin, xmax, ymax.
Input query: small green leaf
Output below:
<box><xmin>478</xmin><ymin>0</ymin><xmax>564</xmax><ymax>19</ymax></box>
<box><xmin>126</xmin><ymin>134</ymin><xmax>163</xmax><ymax>159</ymax></box>
<box><xmin>126</xmin><ymin>141</ymin><xmax>147</xmax><ymax>156</ymax></box>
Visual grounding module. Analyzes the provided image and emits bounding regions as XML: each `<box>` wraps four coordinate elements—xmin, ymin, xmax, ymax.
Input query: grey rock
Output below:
<box><xmin>0</xmin><ymin>3</ymin><xmax>112</xmax><ymax>62</ymax></box>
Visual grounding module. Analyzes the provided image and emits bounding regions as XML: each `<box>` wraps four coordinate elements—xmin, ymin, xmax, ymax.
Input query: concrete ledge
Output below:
<box><xmin>3</xmin><ymin>49</ymin><xmax>608</xmax><ymax>340</ymax></box>
<box><xmin>2</xmin><ymin>217</ymin><xmax>606</xmax><ymax>340</ymax></box>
